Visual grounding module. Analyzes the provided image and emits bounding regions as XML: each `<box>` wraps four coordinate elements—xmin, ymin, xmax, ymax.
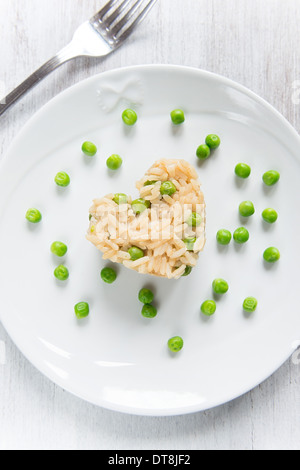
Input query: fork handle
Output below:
<box><xmin>0</xmin><ymin>45</ymin><xmax>76</xmax><ymax>117</ymax></box>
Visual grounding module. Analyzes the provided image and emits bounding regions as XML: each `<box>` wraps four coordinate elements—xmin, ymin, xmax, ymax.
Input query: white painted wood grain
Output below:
<box><xmin>0</xmin><ymin>0</ymin><xmax>300</xmax><ymax>450</ymax></box>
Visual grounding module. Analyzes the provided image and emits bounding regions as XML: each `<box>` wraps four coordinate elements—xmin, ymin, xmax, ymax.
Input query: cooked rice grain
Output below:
<box><xmin>87</xmin><ymin>159</ymin><xmax>206</xmax><ymax>279</ymax></box>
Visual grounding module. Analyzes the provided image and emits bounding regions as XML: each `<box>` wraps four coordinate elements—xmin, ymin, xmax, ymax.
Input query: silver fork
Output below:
<box><xmin>0</xmin><ymin>0</ymin><xmax>158</xmax><ymax>117</ymax></box>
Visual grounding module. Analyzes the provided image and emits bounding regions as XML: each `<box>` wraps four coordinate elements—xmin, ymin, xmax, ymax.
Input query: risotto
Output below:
<box><xmin>87</xmin><ymin>159</ymin><xmax>206</xmax><ymax>279</ymax></box>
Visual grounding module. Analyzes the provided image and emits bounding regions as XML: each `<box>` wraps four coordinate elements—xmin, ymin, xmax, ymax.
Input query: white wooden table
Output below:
<box><xmin>0</xmin><ymin>0</ymin><xmax>299</xmax><ymax>450</ymax></box>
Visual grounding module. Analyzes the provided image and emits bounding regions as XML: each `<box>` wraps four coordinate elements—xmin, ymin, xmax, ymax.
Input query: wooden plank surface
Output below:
<box><xmin>0</xmin><ymin>0</ymin><xmax>299</xmax><ymax>450</ymax></box>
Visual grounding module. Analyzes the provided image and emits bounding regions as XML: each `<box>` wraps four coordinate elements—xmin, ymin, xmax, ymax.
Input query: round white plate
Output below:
<box><xmin>0</xmin><ymin>65</ymin><xmax>299</xmax><ymax>416</ymax></box>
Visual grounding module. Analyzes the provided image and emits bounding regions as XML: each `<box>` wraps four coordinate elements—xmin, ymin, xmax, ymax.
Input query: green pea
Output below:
<box><xmin>239</xmin><ymin>201</ymin><xmax>255</xmax><ymax>217</ymax></box>
<box><xmin>168</xmin><ymin>336</ymin><xmax>184</xmax><ymax>353</ymax></box>
<box><xmin>113</xmin><ymin>193</ymin><xmax>128</xmax><ymax>205</ymax></box>
<box><xmin>106</xmin><ymin>154</ymin><xmax>123</xmax><ymax>170</ymax></box>
<box><xmin>139</xmin><ymin>288</ymin><xmax>154</xmax><ymax>304</ymax></box>
<box><xmin>182</xmin><ymin>266</ymin><xmax>193</xmax><ymax>277</ymax></box>
<box><xmin>54</xmin><ymin>265</ymin><xmax>69</xmax><ymax>281</ymax></box>
<box><xmin>170</xmin><ymin>109</ymin><xmax>185</xmax><ymax>125</ymax></box>
<box><xmin>233</xmin><ymin>227</ymin><xmax>250</xmax><ymax>244</ymax></box>
<box><xmin>205</xmin><ymin>134</ymin><xmax>221</xmax><ymax>149</ymax></box>
<box><xmin>201</xmin><ymin>300</ymin><xmax>217</xmax><ymax>316</ymax></box>
<box><xmin>243</xmin><ymin>297</ymin><xmax>258</xmax><ymax>313</ymax></box>
<box><xmin>82</xmin><ymin>141</ymin><xmax>97</xmax><ymax>157</ymax></box>
<box><xmin>196</xmin><ymin>144</ymin><xmax>211</xmax><ymax>160</ymax></box>
<box><xmin>183</xmin><ymin>237</ymin><xmax>197</xmax><ymax>251</ymax></box>
<box><xmin>262</xmin><ymin>170</ymin><xmax>280</xmax><ymax>186</ymax></box>
<box><xmin>263</xmin><ymin>247</ymin><xmax>280</xmax><ymax>263</ymax></box>
<box><xmin>101</xmin><ymin>267</ymin><xmax>117</xmax><ymax>284</ymax></box>
<box><xmin>26</xmin><ymin>208</ymin><xmax>42</xmax><ymax>224</ymax></box>
<box><xmin>144</xmin><ymin>180</ymin><xmax>158</xmax><ymax>186</ymax></box>
<box><xmin>51</xmin><ymin>241</ymin><xmax>68</xmax><ymax>257</ymax></box>
<box><xmin>54</xmin><ymin>171</ymin><xmax>70</xmax><ymax>187</ymax></box>
<box><xmin>141</xmin><ymin>304</ymin><xmax>157</xmax><ymax>318</ymax></box>
<box><xmin>216</xmin><ymin>229</ymin><xmax>232</xmax><ymax>245</ymax></box>
<box><xmin>212</xmin><ymin>278</ymin><xmax>229</xmax><ymax>295</ymax></box>
<box><xmin>128</xmin><ymin>246</ymin><xmax>145</xmax><ymax>261</ymax></box>
<box><xmin>235</xmin><ymin>163</ymin><xmax>251</xmax><ymax>179</ymax></box>
<box><xmin>160</xmin><ymin>181</ymin><xmax>177</xmax><ymax>196</ymax></box>
<box><xmin>74</xmin><ymin>302</ymin><xmax>89</xmax><ymax>319</ymax></box>
<box><xmin>186</xmin><ymin>212</ymin><xmax>202</xmax><ymax>227</ymax></box>
<box><xmin>262</xmin><ymin>208</ymin><xmax>278</xmax><ymax>224</ymax></box>
<box><xmin>122</xmin><ymin>109</ymin><xmax>138</xmax><ymax>126</ymax></box>
<box><xmin>132</xmin><ymin>198</ymin><xmax>151</xmax><ymax>215</ymax></box>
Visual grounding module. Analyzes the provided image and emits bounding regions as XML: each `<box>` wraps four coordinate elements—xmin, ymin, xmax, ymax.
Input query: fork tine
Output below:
<box><xmin>111</xmin><ymin>0</ymin><xmax>151</xmax><ymax>37</ymax></box>
<box><xmin>114</xmin><ymin>0</ymin><xmax>157</xmax><ymax>41</ymax></box>
<box><xmin>91</xmin><ymin>0</ymin><xmax>119</xmax><ymax>22</ymax></box>
<box><xmin>105</xmin><ymin>0</ymin><xmax>132</xmax><ymax>26</ymax></box>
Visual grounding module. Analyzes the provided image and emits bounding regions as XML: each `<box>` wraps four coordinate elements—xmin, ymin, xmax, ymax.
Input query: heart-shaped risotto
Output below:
<box><xmin>87</xmin><ymin>159</ymin><xmax>206</xmax><ymax>279</ymax></box>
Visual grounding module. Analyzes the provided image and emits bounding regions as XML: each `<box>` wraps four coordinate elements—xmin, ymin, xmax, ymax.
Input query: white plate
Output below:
<box><xmin>0</xmin><ymin>65</ymin><xmax>299</xmax><ymax>416</ymax></box>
